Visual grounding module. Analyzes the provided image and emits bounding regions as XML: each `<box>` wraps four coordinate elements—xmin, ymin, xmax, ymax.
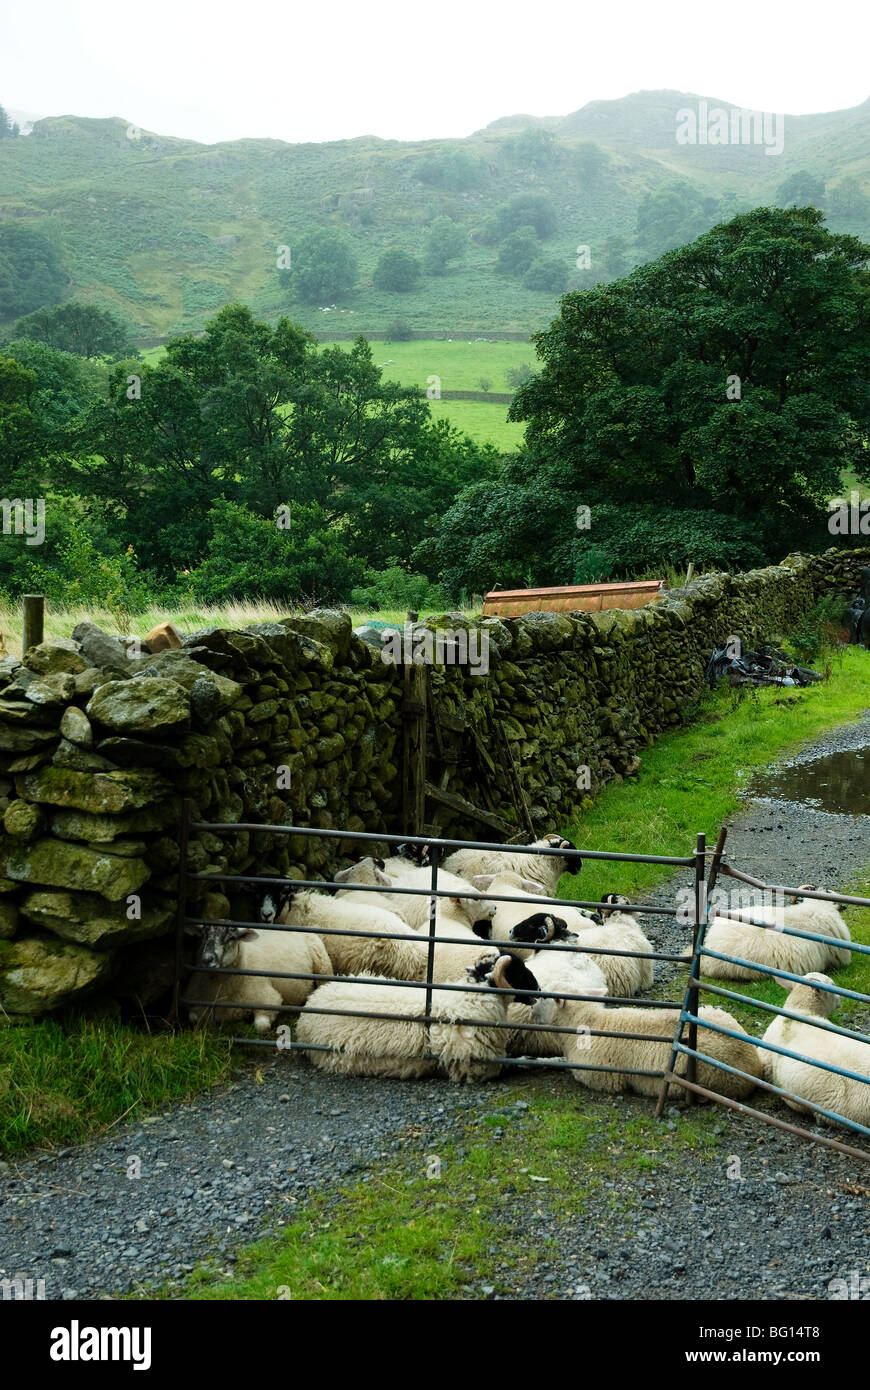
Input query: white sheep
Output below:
<box><xmin>532</xmin><ymin>983</ymin><xmax>762</xmax><ymax>1101</ymax></box>
<box><xmin>506</xmin><ymin>941</ymin><xmax>609</xmax><ymax>1057</ymax></box>
<box><xmin>296</xmin><ymin>951</ymin><xmax>540</xmax><ymax>1082</ymax></box>
<box><xmin>565</xmin><ymin>893</ymin><xmax>655</xmax><ymax>998</ymax></box>
<box><xmin>335</xmin><ymin>857</ymin><xmax>494</xmax><ymax>934</ymax></box>
<box><xmin>443</xmin><ymin>833</ymin><xmax>580</xmax><ymax>895</ymax></box>
<box><xmin>261</xmin><ymin>881</ymin><xmax>431</xmax><ymax>982</ymax></box>
<box><xmin>690</xmin><ymin>887</ymin><xmax>851</xmax><ymax>981</ymax></box>
<box><xmin>469</xmin><ymin>868</ymin><xmax>597</xmax><ymax>955</ymax></box>
<box><xmin>759</xmin><ymin>972</ymin><xmax>870</xmax><ymax>1128</ymax></box>
<box><xmin>187</xmin><ymin>922</ymin><xmax>331</xmax><ymax>1034</ymax></box>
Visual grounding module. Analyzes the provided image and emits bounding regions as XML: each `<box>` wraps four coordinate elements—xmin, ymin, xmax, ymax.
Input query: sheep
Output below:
<box><xmin>186</xmin><ymin>921</ymin><xmax>331</xmax><ymax>1034</ymax></box>
<box><xmin>260</xmin><ymin>881</ymin><xmax>432</xmax><ymax>982</ymax></box>
<box><xmin>758</xmin><ymin>972</ymin><xmax>870</xmax><ymax>1127</ymax></box>
<box><xmin>470</xmin><ymin>869</ymin><xmax>597</xmax><ymax>956</ymax></box>
<box><xmin>296</xmin><ymin>951</ymin><xmax>540</xmax><ymax>1082</ymax></box>
<box><xmin>505</xmin><ymin>936</ymin><xmax>609</xmax><ymax>1057</ymax></box>
<box><xmin>531</xmin><ymin>984</ymin><xmax>762</xmax><ymax>1101</ymax></box>
<box><xmin>688</xmin><ymin>886</ymin><xmax>852</xmax><ymax>981</ymax></box>
<box><xmin>335</xmin><ymin>856</ymin><xmax>493</xmax><ymax>933</ymax></box>
<box><xmin>443</xmin><ymin>833</ymin><xmax>581</xmax><ymax>895</ymax></box>
<box><xmin>508</xmin><ymin>894</ymin><xmax>653</xmax><ymax>998</ymax></box>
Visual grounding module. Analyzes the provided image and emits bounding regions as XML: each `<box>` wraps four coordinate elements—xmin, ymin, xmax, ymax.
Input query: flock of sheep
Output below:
<box><xmin>185</xmin><ymin>833</ymin><xmax>870</xmax><ymax>1128</ymax></box>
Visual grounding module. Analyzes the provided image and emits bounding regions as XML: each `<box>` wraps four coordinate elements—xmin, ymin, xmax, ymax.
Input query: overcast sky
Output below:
<box><xmin>2</xmin><ymin>0</ymin><xmax>867</xmax><ymax>146</ymax></box>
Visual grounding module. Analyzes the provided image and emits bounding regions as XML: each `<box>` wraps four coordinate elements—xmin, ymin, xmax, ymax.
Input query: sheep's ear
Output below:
<box><xmin>471</xmin><ymin>919</ymin><xmax>493</xmax><ymax>940</ymax></box>
<box><xmin>771</xmin><ymin>975</ymin><xmax>791</xmax><ymax>991</ymax></box>
<box><xmin>471</xmin><ymin>874</ymin><xmax>495</xmax><ymax>889</ymax></box>
<box><xmin>519</xmin><ymin>878</ymin><xmax>546</xmax><ymax>895</ymax></box>
<box><xmin>374</xmin><ymin>867</ymin><xmax>393</xmax><ymax>887</ymax></box>
<box><xmin>333</xmin><ymin>866</ymin><xmax>354</xmax><ymax>884</ymax></box>
<box><xmin>586</xmin><ymin>985</ymin><xmax>608</xmax><ymax>998</ymax></box>
<box><xmin>241</xmin><ymin>929</ymin><xmax>260</xmax><ymax>941</ymax></box>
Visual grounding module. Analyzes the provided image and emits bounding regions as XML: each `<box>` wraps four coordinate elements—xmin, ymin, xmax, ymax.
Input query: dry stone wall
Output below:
<box><xmin>0</xmin><ymin>547</ymin><xmax>866</xmax><ymax>1019</ymax></box>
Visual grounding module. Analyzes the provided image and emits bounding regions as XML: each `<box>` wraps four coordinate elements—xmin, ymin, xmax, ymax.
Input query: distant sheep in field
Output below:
<box><xmin>759</xmin><ymin>972</ymin><xmax>870</xmax><ymax>1128</ymax></box>
<box><xmin>531</xmin><ymin>983</ymin><xmax>762</xmax><ymax>1101</ymax></box>
<box><xmin>687</xmin><ymin>887</ymin><xmax>851</xmax><ymax>981</ymax></box>
<box><xmin>443</xmin><ymin>833</ymin><xmax>581</xmax><ymax>895</ymax></box>
<box><xmin>187</xmin><ymin>921</ymin><xmax>330</xmax><ymax>1034</ymax></box>
<box><xmin>296</xmin><ymin>951</ymin><xmax>540</xmax><ymax>1082</ymax></box>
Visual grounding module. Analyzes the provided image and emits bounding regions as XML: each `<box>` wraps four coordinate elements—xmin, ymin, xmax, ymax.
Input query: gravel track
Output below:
<box><xmin>2</xmin><ymin>717</ymin><xmax>868</xmax><ymax>1301</ymax></box>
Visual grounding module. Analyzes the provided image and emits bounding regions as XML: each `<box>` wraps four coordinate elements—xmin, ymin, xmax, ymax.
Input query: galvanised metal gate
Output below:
<box><xmin>172</xmin><ymin>807</ymin><xmax>870</xmax><ymax>1160</ymax></box>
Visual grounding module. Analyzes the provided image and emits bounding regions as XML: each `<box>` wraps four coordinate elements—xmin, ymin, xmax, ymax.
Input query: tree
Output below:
<box><xmin>11</xmin><ymin>301</ymin><xmax>131</xmax><ymax>357</ymax></box>
<box><xmin>776</xmin><ymin>170</ymin><xmax>826</xmax><ymax>208</ymax></box>
<box><xmin>523</xmin><ymin>256</ymin><xmax>569</xmax><ymax>292</ymax></box>
<box><xmin>504</xmin><ymin>362</ymin><xmax>533</xmax><ymax>391</ymax></box>
<box><xmin>496</xmin><ymin>226</ymin><xmax>539</xmax><ymax>276</ymax></box>
<box><xmin>496</xmin><ymin>195</ymin><xmax>557</xmax><ymax>240</ymax></box>
<box><xmin>478</xmin><ymin>377</ymin><xmax>492</xmax><ymax>393</ymax></box>
<box><xmin>507</xmin><ymin>207</ymin><xmax>870</xmax><ymax>558</ymax></box>
<box><xmin>635</xmin><ymin>181</ymin><xmax>720</xmax><ymax>262</ymax></box>
<box><xmin>601</xmin><ymin>233</ymin><xmax>631</xmax><ymax>280</ymax></box>
<box><xmin>74</xmin><ymin>304</ymin><xmax>495</xmax><ymax>580</ymax></box>
<box><xmin>575</xmin><ymin>142</ymin><xmax>608</xmax><ymax>181</ymax></box>
<box><xmin>416</xmin><ymin>148</ymin><xmax>484</xmax><ymax>191</ymax></box>
<box><xmin>0</xmin><ymin>225</ymin><xmax>66</xmax><ymax>321</ymax></box>
<box><xmin>508</xmin><ymin>128</ymin><xmax>556</xmax><ymax>167</ymax></box>
<box><xmin>0</xmin><ymin>104</ymin><xmax>19</xmax><ymax>138</ymax></box>
<box><xmin>827</xmin><ymin>178</ymin><xmax>870</xmax><ymax>225</ymax></box>
<box><xmin>291</xmin><ymin>229</ymin><xmax>357</xmax><ymax>304</ymax></box>
<box><xmin>424</xmin><ymin>217</ymin><xmax>467</xmax><ymax>275</ymax></box>
<box><xmin>373</xmin><ymin>248</ymin><xmax>422</xmax><ymax>293</ymax></box>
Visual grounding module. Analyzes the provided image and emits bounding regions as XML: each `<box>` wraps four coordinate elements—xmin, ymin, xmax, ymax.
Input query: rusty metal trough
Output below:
<box><xmin>482</xmin><ymin>579</ymin><xmax>665</xmax><ymax>618</ymax></box>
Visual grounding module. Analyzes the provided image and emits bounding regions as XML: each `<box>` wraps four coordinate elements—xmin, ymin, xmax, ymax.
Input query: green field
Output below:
<box><xmin>141</xmin><ymin>338</ymin><xmax>530</xmax><ymax>450</ymax></box>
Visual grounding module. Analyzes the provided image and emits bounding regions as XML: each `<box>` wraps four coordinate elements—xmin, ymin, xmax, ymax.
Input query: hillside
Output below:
<box><xmin>1</xmin><ymin>89</ymin><xmax>869</xmax><ymax>341</ymax></box>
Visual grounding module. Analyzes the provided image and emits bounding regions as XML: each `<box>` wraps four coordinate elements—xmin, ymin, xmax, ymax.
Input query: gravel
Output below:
<box><xmin>1</xmin><ymin>717</ymin><xmax>868</xmax><ymax>1302</ymax></box>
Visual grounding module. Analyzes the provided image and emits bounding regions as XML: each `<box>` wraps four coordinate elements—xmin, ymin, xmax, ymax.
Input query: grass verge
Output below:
<box><xmin>0</xmin><ymin>1018</ymin><xmax>232</xmax><ymax>1157</ymax></box>
<box><xmin>143</xmin><ymin>1083</ymin><xmax>724</xmax><ymax>1301</ymax></box>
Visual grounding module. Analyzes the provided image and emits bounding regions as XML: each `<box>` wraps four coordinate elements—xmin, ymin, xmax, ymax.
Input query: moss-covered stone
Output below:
<box><xmin>0</xmin><ymin>837</ymin><xmax>150</xmax><ymax>900</ymax></box>
<box><xmin>16</xmin><ymin>766</ymin><xmax>171</xmax><ymax>814</ymax></box>
<box><xmin>87</xmin><ymin>678</ymin><xmax>191</xmax><ymax>736</ymax></box>
<box><xmin>3</xmin><ymin>799</ymin><xmax>43</xmax><ymax>839</ymax></box>
<box><xmin>0</xmin><ymin>935</ymin><xmax>110</xmax><ymax>1014</ymax></box>
<box><xmin>19</xmin><ymin>888</ymin><xmax>173</xmax><ymax>947</ymax></box>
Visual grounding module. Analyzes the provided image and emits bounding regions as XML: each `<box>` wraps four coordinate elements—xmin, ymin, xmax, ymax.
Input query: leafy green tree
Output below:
<box><xmin>510</xmin><ymin>207</ymin><xmax>870</xmax><ymax>557</ymax></box>
<box><xmin>0</xmin><ymin>104</ymin><xmax>19</xmax><ymax>138</ymax></box>
<box><xmin>74</xmin><ymin>304</ymin><xmax>494</xmax><ymax>578</ymax></box>
<box><xmin>416</xmin><ymin>149</ymin><xmax>484</xmax><ymax>191</ymax></box>
<box><xmin>827</xmin><ymin>177</ymin><xmax>870</xmax><ymax>224</ymax></box>
<box><xmin>508</xmin><ymin>128</ymin><xmax>556</xmax><ymax>166</ymax></box>
<box><xmin>496</xmin><ymin>226</ymin><xmax>539</xmax><ymax>275</ymax></box>
<box><xmin>496</xmin><ymin>195</ymin><xmax>557</xmax><ymax>239</ymax></box>
<box><xmin>373</xmin><ymin>248</ymin><xmax>422</xmax><ymax>293</ymax></box>
<box><xmin>575</xmin><ymin>143</ymin><xmax>609</xmax><ymax>180</ymax></box>
<box><xmin>523</xmin><ymin>256</ymin><xmax>568</xmax><ymax>292</ymax></box>
<box><xmin>776</xmin><ymin>170</ymin><xmax>826</xmax><ymax>208</ymax></box>
<box><xmin>0</xmin><ymin>225</ymin><xmax>66</xmax><ymax>320</ymax></box>
<box><xmin>291</xmin><ymin>228</ymin><xmax>358</xmax><ymax>304</ymax></box>
<box><xmin>635</xmin><ymin>181</ymin><xmax>720</xmax><ymax>261</ymax></box>
<box><xmin>601</xmin><ymin>233</ymin><xmax>632</xmax><ymax>280</ymax></box>
<box><xmin>424</xmin><ymin>217</ymin><xmax>467</xmax><ymax>275</ymax></box>
<box><xmin>11</xmin><ymin>301</ymin><xmax>131</xmax><ymax>357</ymax></box>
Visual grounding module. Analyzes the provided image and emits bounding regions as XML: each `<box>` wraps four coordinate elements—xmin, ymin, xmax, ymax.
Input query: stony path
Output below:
<box><xmin>2</xmin><ymin>717</ymin><xmax>868</xmax><ymax>1301</ymax></box>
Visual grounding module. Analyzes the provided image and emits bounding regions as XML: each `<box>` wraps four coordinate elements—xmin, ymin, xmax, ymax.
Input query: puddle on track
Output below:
<box><xmin>749</xmin><ymin>745</ymin><xmax>870</xmax><ymax>816</ymax></box>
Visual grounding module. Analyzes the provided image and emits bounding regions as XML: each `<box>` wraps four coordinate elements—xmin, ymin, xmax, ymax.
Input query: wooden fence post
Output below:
<box><xmin>22</xmin><ymin>594</ymin><xmax>44</xmax><ymax>657</ymax></box>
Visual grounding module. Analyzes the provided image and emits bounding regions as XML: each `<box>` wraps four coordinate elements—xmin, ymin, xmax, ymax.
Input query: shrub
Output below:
<box><xmin>349</xmin><ymin>566</ymin><xmax>447</xmax><ymax>613</ymax></box>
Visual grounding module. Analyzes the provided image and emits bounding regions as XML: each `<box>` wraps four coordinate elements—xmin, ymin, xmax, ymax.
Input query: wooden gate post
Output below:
<box><xmin>22</xmin><ymin>594</ymin><xmax>44</xmax><ymax>656</ymax></box>
<box><xmin>402</xmin><ymin>660</ymin><xmax>428</xmax><ymax>837</ymax></box>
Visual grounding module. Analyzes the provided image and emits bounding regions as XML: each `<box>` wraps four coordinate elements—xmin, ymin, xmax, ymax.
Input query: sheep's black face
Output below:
<box><xmin>396</xmin><ymin>841</ymin><xmax>432</xmax><ymax>867</ymax></box>
<box><xmin>510</xmin><ymin>912</ymin><xmax>569</xmax><ymax>944</ymax></box>
<box><xmin>260</xmin><ymin>886</ymin><xmax>294</xmax><ymax>924</ymax></box>
<box><xmin>501</xmin><ymin>954</ymin><xmax>540</xmax><ymax>1000</ymax></box>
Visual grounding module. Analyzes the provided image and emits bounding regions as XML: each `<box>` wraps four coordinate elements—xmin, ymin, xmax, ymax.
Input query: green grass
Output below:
<box><xmin>140</xmin><ymin>339</ymin><xmax>530</xmax><ymax>451</ymax></box>
<box><xmin>560</xmin><ymin>647</ymin><xmax>870</xmax><ymax>905</ymax></box>
<box><xmin>145</xmin><ymin>1084</ymin><xmax>724</xmax><ymax>1301</ymax></box>
<box><xmin>0</xmin><ymin>1017</ymin><xmax>232</xmax><ymax>1157</ymax></box>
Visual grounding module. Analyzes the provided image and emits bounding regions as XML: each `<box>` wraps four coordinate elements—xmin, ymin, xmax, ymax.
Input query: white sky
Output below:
<box><xmin>1</xmin><ymin>0</ymin><xmax>867</xmax><ymax>146</ymax></box>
